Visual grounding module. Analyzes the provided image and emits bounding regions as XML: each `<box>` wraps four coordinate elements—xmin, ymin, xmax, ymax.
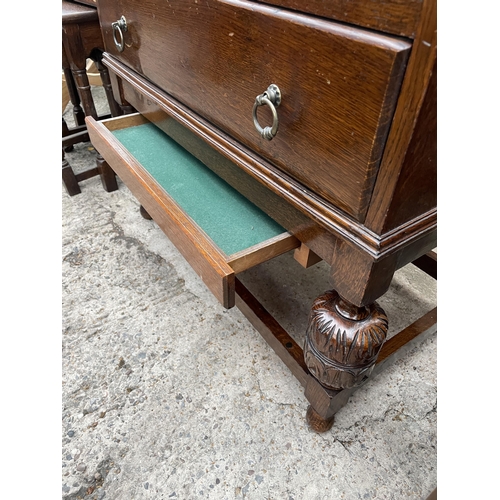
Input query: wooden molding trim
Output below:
<box><xmin>365</xmin><ymin>0</ymin><xmax>437</xmax><ymax>233</ymax></box>
<box><xmin>102</xmin><ymin>53</ymin><xmax>436</xmax><ymax>262</ymax></box>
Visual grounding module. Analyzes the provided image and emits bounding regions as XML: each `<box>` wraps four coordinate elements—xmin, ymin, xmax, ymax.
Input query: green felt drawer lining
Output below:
<box><xmin>111</xmin><ymin>122</ymin><xmax>286</xmax><ymax>256</ymax></box>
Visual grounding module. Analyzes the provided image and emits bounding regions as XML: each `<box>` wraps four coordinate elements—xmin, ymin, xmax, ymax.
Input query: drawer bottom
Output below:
<box><xmin>86</xmin><ymin>113</ymin><xmax>299</xmax><ymax>307</ymax></box>
<box><xmin>111</xmin><ymin>122</ymin><xmax>286</xmax><ymax>256</ymax></box>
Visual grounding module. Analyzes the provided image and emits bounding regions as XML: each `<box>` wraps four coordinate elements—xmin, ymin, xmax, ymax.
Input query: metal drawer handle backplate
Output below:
<box><xmin>112</xmin><ymin>16</ymin><xmax>128</xmax><ymax>52</ymax></box>
<box><xmin>253</xmin><ymin>84</ymin><xmax>281</xmax><ymax>140</ymax></box>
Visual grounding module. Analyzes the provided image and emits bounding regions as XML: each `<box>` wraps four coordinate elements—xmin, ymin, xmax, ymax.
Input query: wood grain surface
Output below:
<box><xmin>97</xmin><ymin>0</ymin><xmax>410</xmax><ymax>221</ymax></box>
<box><xmin>365</xmin><ymin>0</ymin><xmax>437</xmax><ymax>234</ymax></box>
<box><xmin>105</xmin><ymin>57</ymin><xmax>436</xmax><ymax>266</ymax></box>
<box><xmin>252</xmin><ymin>0</ymin><xmax>424</xmax><ymax>38</ymax></box>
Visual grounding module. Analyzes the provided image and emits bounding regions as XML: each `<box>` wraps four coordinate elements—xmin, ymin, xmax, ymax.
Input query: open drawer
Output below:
<box><xmin>86</xmin><ymin>113</ymin><xmax>300</xmax><ymax>308</ymax></box>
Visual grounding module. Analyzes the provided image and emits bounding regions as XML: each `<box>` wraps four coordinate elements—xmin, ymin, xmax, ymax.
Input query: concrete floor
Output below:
<box><xmin>62</xmin><ymin>87</ymin><xmax>437</xmax><ymax>500</ymax></box>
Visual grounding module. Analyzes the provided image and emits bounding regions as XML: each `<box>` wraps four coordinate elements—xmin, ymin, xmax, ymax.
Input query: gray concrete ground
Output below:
<box><xmin>62</xmin><ymin>87</ymin><xmax>437</xmax><ymax>500</ymax></box>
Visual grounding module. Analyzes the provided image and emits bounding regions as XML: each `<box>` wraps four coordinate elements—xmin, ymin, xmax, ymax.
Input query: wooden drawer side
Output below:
<box><xmin>86</xmin><ymin>114</ymin><xmax>298</xmax><ymax>308</ymax></box>
<box><xmin>86</xmin><ymin>114</ymin><xmax>235</xmax><ymax>307</ymax></box>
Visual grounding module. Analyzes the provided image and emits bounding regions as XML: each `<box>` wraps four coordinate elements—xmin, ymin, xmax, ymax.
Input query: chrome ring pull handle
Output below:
<box><xmin>111</xmin><ymin>16</ymin><xmax>128</xmax><ymax>52</ymax></box>
<box><xmin>252</xmin><ymin>84</ymin><xmax>281</xmax><ymax>140</ymax></box>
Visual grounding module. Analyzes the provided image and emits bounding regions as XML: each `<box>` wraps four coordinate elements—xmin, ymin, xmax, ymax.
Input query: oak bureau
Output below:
<box><xmin>86</xmin><ymin>0</ymin><xmax>437</xmax><ymax>432</ymax></box>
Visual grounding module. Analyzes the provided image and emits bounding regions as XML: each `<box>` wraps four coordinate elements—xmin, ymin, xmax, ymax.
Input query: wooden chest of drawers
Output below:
<box><xmin>87</xmin><ymin>0</ymin><xmax>437</xmax><ymax>431</ymax></box>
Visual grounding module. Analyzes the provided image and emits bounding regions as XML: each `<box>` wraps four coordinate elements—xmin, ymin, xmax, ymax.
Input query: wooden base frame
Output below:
<box><xmin>235</xmin><ymin>251</ymin><xmax>437</xmax><ymax>433</ymax></box>
<box><xmin>62</xmin><ymin>110</ymin><xmax>118</xmax><ymax>196</ymax></box>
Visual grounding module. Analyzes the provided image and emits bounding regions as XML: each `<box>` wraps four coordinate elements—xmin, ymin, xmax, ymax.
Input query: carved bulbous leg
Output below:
<box><xmin>304</xmin><ymin>290</ymin><xmax>388</xmax><ymax>391</ymax></box>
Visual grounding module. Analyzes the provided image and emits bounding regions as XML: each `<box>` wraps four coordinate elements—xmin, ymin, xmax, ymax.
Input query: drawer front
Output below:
<box><xmin>98</xmin><ymin>0</ymin><xmax>410</xmax><ymax>221</ymax></box>
<box><xmin>86</xmin><ymin>113</ymin><xmax>299</xmax><ymax>308</ymax></box>
<box><xmin>252</xmin><ymin>1</ymin><xmax>423</xmax><ymax>38</ymax></box>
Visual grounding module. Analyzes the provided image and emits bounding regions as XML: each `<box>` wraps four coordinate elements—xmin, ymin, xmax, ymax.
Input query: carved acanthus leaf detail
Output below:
<box><xmin>304</xmin><ymin>290</ymin><xmax>388</xmax><ymax>390</ymax></box>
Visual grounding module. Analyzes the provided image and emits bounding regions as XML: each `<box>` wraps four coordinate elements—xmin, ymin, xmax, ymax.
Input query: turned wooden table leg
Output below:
<box><xmin>65</xmin><ymin>60</ymin><xmax>117</xmax><ymax>193</ymax></box>
<box><xmin>96</xmin><ymin>153</ymin><xmax>118</xmax><ymax>192</ymax></box>
<box><xmin>304</xmin><ymin>290</ymin><xmax>388</xmax><ymax>432</ymax></box>
<box><xmin>93</xmin><ymin>55</ymin><xmax>123</xmax><ymax>118</ymax></box>
<box><xmin>72</xmin><ymin>60</ymin><xmax>117</xmax><ymax>191</ymax></box>
<box><xmin>62</xmin><ymin>44</ymin><xmax>85</xmax><ymax>126</ymax></box>
<box><xmin>62</xmin><ymin>117</ymin><xmax>74</xmax><ymax>153</ymax></box>
<box><xmin>62</xmin><ymin>148</ymin><xmax>81</xmax><ymax>196</ymax></box>
<box><xmin>71</xmin><ymin>67</ymin><xmax>97</xmax><ymax>119</ymax></box>
<box><xmin>64</xmin><ymin>69</ymin><xmax>85</xmax><ymax>126</ymax></box>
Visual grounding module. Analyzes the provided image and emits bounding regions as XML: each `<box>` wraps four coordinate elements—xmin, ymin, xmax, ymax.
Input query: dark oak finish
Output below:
<box><xmin>87</xmin><ymin>114</ymin><xmax>237</xmax><ymax>308</ymax></box>
<box><xmin>305</xmin><ymin>406</ymin><xmax>336</xmax><ymax>433</ymax></box>
<box><xmin>62</xmin><ymin>46</ymin><xmax>85</xmax><ymax>127</ymax></box>
<box><xmin>98</xmin><ymin>0</ymin><xmax>410</xmax><ymax>221</ymax></box>
<box><xmin>85</xmin><ymin>0</ymin><xmax>437</xmax><ymax>430</ymax></box>
<box><xmin>379</xmin><ymin>60</ymin><xmax>437</xmax><ymax>233</ymax></box>
<box><xmin>62</xmin><ymin>0</ymin><xmax>120</xmax><ymax>195</ymax></box>
<box><xmin>303</xmin><ymin>306</ymin><xmax>437</xmax><ymax>431</ymax></box>
<box><xmin>62</xmin><ymin>0</ymin><xmax>99</xmax><ymax>25</ymax></box>
<box><xmin>364</xmin><ymin>0</ymin><xmax>437</xmax><ymax>234</ymax></box>
<box><xmin>101</xmin><ymin>55</ymin><xmax>437</xmax><ymax>277</ymax></box>
<box><xmin>116</xmin><ymin>76</ymin><xmax>339</xmax><ymax>265</ymax></box>
<box><xmin>227</xmin><ymin>233</ymin><xmax>300</xmax><ymax>274</ymax></box>
<box><xmin>253</xmin><ymin>0</ymin><xmax>424</xmax><ymax>38</ymax></box>
<box><xmin>62</xmin><ymin>148</ymin><xmax>81</xmax><ymax>196</ymax></box>
<box><xmin>233</xmin><ymin>276</ymin><xmax>436</xmax><ymax>433</ymax></box>
<box><xmin>376</xmin><ymin>307</ymin><xmax>437</xmax><ymax>365</ymax></box>
<box><xmin>304</xmin><ymin>290</ymin><xmax>388</xmax><ymax>390</ymax></box>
